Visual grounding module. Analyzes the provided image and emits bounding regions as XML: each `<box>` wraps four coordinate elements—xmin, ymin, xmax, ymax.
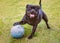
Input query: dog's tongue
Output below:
<box><xmin>30</xmin><ymin>14</ymin><xmax>35</xmax><ymax>18</ymax></box>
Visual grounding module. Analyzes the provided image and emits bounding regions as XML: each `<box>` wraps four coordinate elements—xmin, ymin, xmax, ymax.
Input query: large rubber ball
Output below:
<box><xmin>11</xmin><ymin>25</ymin><xmax>24</xmax><ymax>38</ymax></box>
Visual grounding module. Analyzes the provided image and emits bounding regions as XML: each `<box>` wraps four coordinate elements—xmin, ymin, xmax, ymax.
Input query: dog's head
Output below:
<box><xmin>26</xmin><ymin>4</ymin><xmax>40</xmax><ymax>19</ymax></box>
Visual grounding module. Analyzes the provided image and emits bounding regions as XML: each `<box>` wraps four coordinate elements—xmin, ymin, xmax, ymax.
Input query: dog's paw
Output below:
<box><xmin>13</xmin><ymin>22</ymin><xmax>20</xmax><ymax>26</ymax></box>
<box><xmin>47</xmin><ymin>26</ymin><xmax>50</xmax><ymax>29</ymax></box>
<box><xmin>28</xmin><ymin>36</ymin><xmax>33</xmax><ymax>39</ymax></box>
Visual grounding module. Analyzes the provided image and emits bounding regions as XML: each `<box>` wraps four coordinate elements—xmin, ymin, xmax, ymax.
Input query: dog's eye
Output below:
<box><xmin>27</xmin><ymin>8</ymin><xmax>31</xmax><ymax>11</ymax></box>
<box><xmin>29</xmin><ymin>8</ymin><xmax>31</xmax><ymax>10</ymax></box>
<box><xmin>35</xmin><ymin>7</ymin><xmax>39</xmax><ymax>11</ymax></box>
<box><xmin>27</xmin><ymin>11</ymin><xmax>30</xmax><ymax>14</ymax></box>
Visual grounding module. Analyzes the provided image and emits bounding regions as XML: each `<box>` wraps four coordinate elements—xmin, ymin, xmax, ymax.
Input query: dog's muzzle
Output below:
<box><xmin>26</xmin><ymin>9</ymin><xmax>38</xmax><ymax>19</ymax></box>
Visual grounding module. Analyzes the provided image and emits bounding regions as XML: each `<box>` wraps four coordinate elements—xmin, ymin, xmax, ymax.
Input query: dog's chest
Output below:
<box><xmin>25</xmin><ymin>13</ymin><xmax>42</xmax><ymax>25</ymax></box>
<box><xmin>26</xmin><ymin>19</ymin><xmax>37</xmax><ymax>25</ymax></box>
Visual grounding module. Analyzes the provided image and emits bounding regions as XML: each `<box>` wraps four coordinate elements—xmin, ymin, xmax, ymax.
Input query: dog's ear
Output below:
<box><xmin>26</xmin><ymin>4</ymin><xmax>30</xmax><ymax>14</ymax></box>
<box><xmin>36</xmin><ymin>6</ymin><xmax>40</xmax><ymax>10</ymax></box>
<box><xmin>26</xmin><ymin>4</ymin><xmax>32</xmax><ymax>8</ymax></box>
<box><xmin>26</xmin><ymin>4</ymin><xmax>30</xmax><ymax>8</ymax></box>
<box><xmin>26</xmin><ymin>4</ymin><xmax>32</xmax><ymax>11</ymax></box>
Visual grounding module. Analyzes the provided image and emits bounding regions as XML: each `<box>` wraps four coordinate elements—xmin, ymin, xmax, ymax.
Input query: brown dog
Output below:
<box><xmin>13</xmin><ymin>0</ymin><xmax>50</xmax><ymax>39</ymax></box>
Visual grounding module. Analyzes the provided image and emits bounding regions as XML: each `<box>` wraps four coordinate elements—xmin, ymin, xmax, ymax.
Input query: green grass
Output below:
<box><xmin>0</xmin><ymin>0</ymin><xmax>60</xmax><ymax>43</ymax></box>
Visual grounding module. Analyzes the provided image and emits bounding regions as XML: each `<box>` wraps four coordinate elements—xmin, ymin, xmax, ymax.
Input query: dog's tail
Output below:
<box><xmin>39</xmin><ymin>0</ymin><xmax>42</xmax><ymax>9</ymax></box>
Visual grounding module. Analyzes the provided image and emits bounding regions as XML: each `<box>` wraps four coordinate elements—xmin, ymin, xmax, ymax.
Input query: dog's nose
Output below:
<box><xmin>31</xmin><ymin>9</ymin><xmax>35</xmax><ymax>12</ymax></box>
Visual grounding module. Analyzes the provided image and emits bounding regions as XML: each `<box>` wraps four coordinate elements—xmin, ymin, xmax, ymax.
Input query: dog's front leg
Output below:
<box><xmin>13</xmin><ymin>20</ymin><xmax>26</xmax><ymax>26</ymax></box>
<box><xmin>28</xmin><ymin>25</ymin><xmax>37</xmax><ymax>39</ymax></box>
<box><xmin>13</xmin><ymin>16</ymin><xmax>27</xmax><ymax>26</ymax></box>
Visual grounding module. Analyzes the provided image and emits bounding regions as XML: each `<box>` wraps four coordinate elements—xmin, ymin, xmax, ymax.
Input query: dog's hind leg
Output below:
<box><xmin>42</xmin><ymin>12</ymin><xmax>50</xmax><ymax>29</ymax></box>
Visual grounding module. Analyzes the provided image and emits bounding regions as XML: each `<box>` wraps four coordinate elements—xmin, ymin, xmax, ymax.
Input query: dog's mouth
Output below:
<box><xmin>29</xmin><ymin>14</ymin><xmax>35</xmax><ymax>18</ymax></box>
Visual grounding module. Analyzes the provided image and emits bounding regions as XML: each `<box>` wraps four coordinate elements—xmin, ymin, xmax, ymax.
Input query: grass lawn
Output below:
<box><xmin>0</xmin><ymin>0</ymin><xmax>60</xmax><ymax>43</ymax></box>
